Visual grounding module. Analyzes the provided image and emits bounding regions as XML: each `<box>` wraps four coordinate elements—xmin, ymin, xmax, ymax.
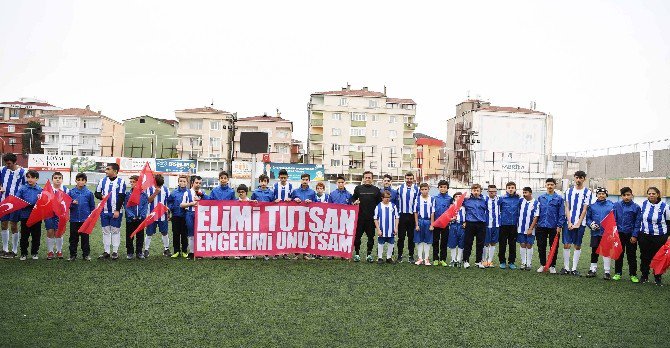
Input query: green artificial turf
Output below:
<box><xmin>1</xmin><ymin>226</ymin><xmax>669</xmax><ymax>348</ymax></box>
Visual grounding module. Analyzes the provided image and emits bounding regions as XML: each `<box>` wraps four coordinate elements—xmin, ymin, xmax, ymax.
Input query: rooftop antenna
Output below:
<box><xmin>210</xmin><ymin>99</ymin><xmax>214</xmax><ymax>107</ymax></box>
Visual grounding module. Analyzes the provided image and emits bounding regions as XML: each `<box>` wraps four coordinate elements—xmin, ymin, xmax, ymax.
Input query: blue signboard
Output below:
<box><xmin>156</xmin><ymin>159</ymin><xmax>197</xmax><ymax>174</ymax></box>
<box><xmin>263</xmin><ymin>162</ymin><xmax>325</xmax><ymax>181</ymax></box>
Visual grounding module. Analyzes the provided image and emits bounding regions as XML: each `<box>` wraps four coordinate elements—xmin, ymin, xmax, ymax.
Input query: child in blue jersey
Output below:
<box><xmin>68</xmin><ymin>173</ymin><xmax>95</xmax><ymax>261</ymax></box>
<box><xmin>273</xmin><ymin>169</ymin><xmax>293</xmax><ymax>202</ymax></box>
<box><xmin>585</xmin><ymin>187</ymin><xmax>614</xmax><ymax>279</ymax></box>
<box><xmin>483</xmin><ymin>184</ymin><xmax>500</xmax><ymax>268</ymax></box>
<box><xmin>251</xmin><ymin>174</ymin><xmax>274</xmax><ymax>202</ymax></box>
<box><xmin>95</xmin><ymin>163</ymin><xmax>127</xmax><ymax>260</ymax></box>
<box><xmin>612</xmin><ymin>187</ymin><xmax>641</xmax><ymax>282</ymax></box>
<box><xmin>414</xmin><ymin>183</ymin><xmax>435</xmax><ymax>266</ymax></box>
<box><xmin>638</xmin><ymin>187</ymin><xmax>669</xmax><ymax>285</ymax></box>
<box><xmin>180</xmin><ymin>175</ymin><xmax>207</xmax><ymax>260</ymax></box>
<box><xmin>432</xmin><ymin>180</ymin><xmax>453</xmax><ymax>266</ymax></box>
<box><xmin>144</xmin><ymin>174</ymin><xmax>171</xmax><ymax>258</ymax></box>
<box><xmin>447</xmin><ymin>192</ymin><xmax>466</xmax><ymax>267</ymax></box>
<box><xmin>45</xmin><ymin>171</ymin><xmax>68</xmax><ymax>260</ymax></box>
<box><xmin>498</xmin><ymin>181</ymin><xmax>522</xmax><ymax>270</ymax></box>
<box><xmin>314</xmin><ymin>182</ymin><xmax>329</xmax><ymax>203</ymax></box>
<box><xmin>167</xmin><ymin>175</ymin><xmax>189</xmax><ymax>258</ymax></box>
<box><xmin>209</xmin><ymin>171</ymin><xmax>236</xmax><ymax>201</ymax></box>
<box><xmin>291</xmin><ymin>173</ymin><xmax>316</xmax><ymax>203</ymax></box>
<box><xmin>462</xmin><ymin>183</ymin><xmax>488</xmax><ymax>269</ymax></box>
<box><xmin>328</xmin><ymin>176</ymin><xmax>352</xmax><ymax>205</ymax></box>
<box><xmin>517</xmin><ymin>187</ymin><xmax>539</xmax><ymax>271</ymax></box>
<box><xmin>562</xmin><ymin>170</ymin><xmax>592</xmax><ymax>276</ymax></box>
<box><xmin>125</xmin><ymin>175</ymin><xmax>149</xmax><ymax>259</ymax></box>
<box><xmin>0</xmin><ymin>153</ymin><xmax>26</xmax><ymax>258</ymax></box>
<box><xmin>374</xmin><ymin>191</ymin><xmax>399</xmax><ymax>264</ymax></box>
<box><xmin>16</xmin><ymin>170</ymin><xmax>42</xmax><ymax>260</ymax></box>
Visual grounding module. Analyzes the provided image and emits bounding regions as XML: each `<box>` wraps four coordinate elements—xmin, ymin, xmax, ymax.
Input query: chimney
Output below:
<box><xmin>346</xmin><ymin>83</ymin><xmax>350</xmax><ymax>91</ymax></box>
<box><xmin>383</xmin><ymin>85</ymin><xmax>387</xmax><ymax>96</ymax></box>
<box><xmin>85</xmin><ymin>105</ymin><xmax>90</xmax><ymax>110</ymax></box>
<box><xmin>276</xmin><ymin>108</ymin><xmax>281</xmax><ymax>118</ymax></box>
<box><xmin>98</xmin><ymin>110</ymin><xmax>102</xmax><ymax>115</ymax></box>
<box><xmin>263</xmin><ymin>112</ymin><xmax>267</xmax><ymax>117</ymax></box>
<box><xmin>362</xmin><ymin>86</ymin><xmax>368</xmax><ymax>91</ymax></box>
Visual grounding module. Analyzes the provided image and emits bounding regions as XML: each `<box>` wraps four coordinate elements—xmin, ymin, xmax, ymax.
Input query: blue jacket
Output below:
<box><xmin>68</xmin><ymin>186</ymin><xmax>95</xmax><ymax>223</ymax></box>
<box><xmin>536</xmin><ymin>193</ymin><xmax>566</xmax><ymax>229</ymax></box>
<box><xmin>613</xmin><ymin>200</ymin><xmax>642</xmax><ymax>237</ymax></box>
<box><xmin>498</xmin><ymin>193</ymin><xmax>522</xmax><ymax>226</ymax></box>
<box><xmin>328</xmin><ymin>188</ymin><xmax>353</xmax><ymax>205</ymax></box>
<box><xmin>16</xmin><ymin>184</ymin><xmax>42</xmax><ymax>219</ymax></box>
<box><xmin>586</xmin><ymin>199</ymin><xmax>614</xmax><ymax>237</ymax></box>
<box><xmin>433</xmin><ymin>193</ymin><xmax>453</xmax><ymax>218</ymax></box>
<box><xmin>381</xmin><ymin>186</ymin><xmax>399</xmax><ymax>207</ymax></box>
<box><xmin>209</xmin><ymin>184</ymin><xmax>236</xmax><ymax>201</ymax></box>
<box><xmin>167</xmin><ymin>187</ymin><xmax>188</xmax><ymax>217</ymax></box>
<box><xmin>251</xmin><ymin>187</ymin><xmax>274</xmax><ymax>202</ymax></box>
<box><xmin>463</xmin><ymin>195</ymin><xmax>487</xmax><ymax>223</ymax></box>
<box><xmin>290</xmin><ymin>186</ymin><xmax>316</xmax><ymax>202</ymax></box>
<box><xmin>125</xmin><ymin>191</ymin><xmax>148</xmax><ymax>220</ymax></box>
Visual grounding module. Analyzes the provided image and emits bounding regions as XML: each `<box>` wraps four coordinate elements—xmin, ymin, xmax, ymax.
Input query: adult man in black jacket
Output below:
<box><xmin>352</xmin><ymin>171</ymin><xmax>381</xmax><ymax>262</ymax></box>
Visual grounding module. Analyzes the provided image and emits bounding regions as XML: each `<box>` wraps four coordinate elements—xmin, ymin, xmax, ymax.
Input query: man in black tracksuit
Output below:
<box><xmin>352</xmin><ymin>171</ymin><xmax>381</xmax><ymax>263</ymax></box>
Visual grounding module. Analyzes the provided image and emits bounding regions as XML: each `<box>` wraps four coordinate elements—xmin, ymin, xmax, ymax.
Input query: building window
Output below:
<box><xmin>372</xmin><ymin>130</ymin><xmax>379</xmax><ymax>138</ymax></box>
<box><xmin>62</xmin><ymin>135</ymin><xmax>74</xmax><ymax>144</ymax></box>
<box><xmin>389</xmin><ymin>147</ymin><xmax>397</xmax><ymax>154</ymax></box>
<box><xmin>9</xmin><ymin>110</ymin><xmax>19</xmax><ymax>119</ymax></box>
<box><xmin>210</xmin><ymin>121</ymin><xmax>221</xmax><ymax>130</ymax></box>
<box><xmin>210</xmin><ymin>137</ymin><xmax>221</xmax><ymax>149</ymax></box>
<box><xmin>63</xmin><ymin>118</ymin><xmax>77</xmax><ymax>128</ymax></box>
<box><xmin>388</xmin><ymin>161</ymin><xmax>398</xmax><ymax>168</ymax></box>
<box><xmin>332</xmin><ymin>128</ymin><xmax>341</xmax><ymax>136</ymax></box>
<box><xmin>339</xmin><ymin>98</ymin><xmax>348</xmax><ymax>106</ymax></box>
<box><xmin>46</xmin><ymin>118</ymin><xmax>57</xmax><ymax>128</ymax></box>
<box><xmin>48</xmin><ymin>135</ymin><xmax>58</xmax><ymax>143</ymax></box>
<box><xmin>403</xmin><ymin>146</ymin><xmax>413</xmax><ymax>154</ymax></box>
<box><xmin>351</xmin><ymin>113</ymin><xmax>366</xmax><ymax>122</ymax></box>
<box><xmin>276</xmin><ymin>130</ymin><xmax>289</xmax><ymax>139</ymax></box>
<box><xmin>369</xmin><ymin>160</ymin><xmax>378</xmax><ymax>169</ymax></box>
<box><xmin>277</xmin><ymin>144</ymin><xmax>289</xmax><ymax>154</ymax></box>
<box><xmin>331</xmin><ymin>159</ymin><xmax>341</xmax><ymax>167</ymax></box>
<box><xmin>332</xmin><ymin>113</ymin><xmax>341</xmax><ymax>121</ymax></box>
<box><xmin>369</xmin><ymin>100</ymin><xmax>378</xmax><ymax>108</ymax></box>
<box><xmin>386</xmin><ymin>103</ymin><xmax>396</xmax><ymax>109</ymax></box>
<box><xmin>389</xmin><ymin>130</ymin><xmax>397</xmax><ymax>137</ymax></box>
<box><xmin>189</xmin><ymin>137</ymin><xmax>202</xmax><ymax>146</ymax></box>
<box><xmin>9</xmin><ymin>138</ymin><xmax>16</xmax><ymax>145</ymax></box>
<box><xmin>7</xmin><ymin>125</ymin><xmax>15</xmax><ymax>133</ymax></box>
<box><xmin>189</xmin><ymin>120</ymin><xmax>203</xmax><ymax>130</ymax></box>
<box><xmin>350</xmin><ymin>128</ymin><xmax>365</xmax><ymax>136</ymax></box>
<box><xmin>389</xmin><ymin>116</ymin><xmax>397</xmax><ymax>123</ymax></box>
<box><xmin>371</xmin><ymin>115</ymin><xmax>379</xmax><ymax>122</ymax></box>
<box><xmin>332</xmin><ymin>144</ymin><xmax>342</xmax><ymax>151</ymax></box>
<box><xmin>139</xmin><ymin>119</ymin><xmax>146</xmax><ymax>124</ymax></box>
<box><xmin>26</xmin><ymin>110</ymin><xmax>34</xmax><ymax>116</ymax></box>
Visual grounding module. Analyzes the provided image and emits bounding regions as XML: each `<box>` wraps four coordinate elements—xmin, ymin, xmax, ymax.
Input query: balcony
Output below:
<box><xmin>309</xmin><ymin>149</ymin><xmax>324</xmax><ymax>157</ymax></box>
<box><xmin>42</xmin><ymin>126</ymin><xmax>58</xmax><ymax>133</ymax></box>
<box><xmin>404</xmin><ymin>122</ymin><xmax>417</xmax><ymax>130</ymax></box>
<box><xmin>41</xmin><ymin>142</ymin><xmax>59</xmax><ymax>149</ymax></box>
<box><xmin>349</xmin><ymin>151</ymin><xmax>363</xmax><ymax>158</ymax></box>
<box><xmin>311</xmin><ymin>112</ymin><xmax>323</xmax><ymax>119</ymax></box>
<box><xmin>311</xmin><ymin>119</ymin><xmax>323</xmax><ymax>127</ymax></box>
<box><xmin>80</xmin><ymin>127</ymin><xmax>101</xmax><ymax>135</ymax></box>
<box><xmin>351</xmin><ymin>120</ymin><xmax>366</xmax><ymax>127</ymax></box>
<box><xmin>403</xmin><ymin>154</ymin><xmax>414</xmax><ymax>162</ymax></box>
<box><xmin>350</xmin><ymin>136</ymin><xmax>366</xmax><ymax>143</ymax></box>
<box><xmin>309</xmin><ymin>134</ymin><xmax>323</xmax><ymax>142</ymax></box>
<box><xmin>403</xmin><ymin>138</ymin><xmax>414</xmax><ymax>145</ymax></box>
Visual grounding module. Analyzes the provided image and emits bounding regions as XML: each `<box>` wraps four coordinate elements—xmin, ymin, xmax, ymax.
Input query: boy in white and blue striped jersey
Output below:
<box><xmin>144</xmin><ymin>174</ymin><xmax>171</xmax><ymax>258</ymax></box>
<box><xmin>413</xmin><ymin>183</ymin><xmax>435</xmax><ymax>266</ymax></box>
<box><xmin>562</xmin><ymin>170</ymin><xmax>592</xmax><ymax>276</ymax></box>
<box><xmin>95</xmin><ymin>163</ymin><xmax>127</xmax><ymax>260</ymax></box>
<box><xmin>0</xmin><ymin>153</ymin><xmax>25</xmax><ymax>258</ymax></box>
<box><xmin>518</xmin><ymin>187</ymin><xmax>540</xmax><ymax>271</ymax></box>
<box><xmin>374</xmin><ymin>191</ymin><xmax>399</xmax><ymax>264</ymax></box>
<box><xmin>273</xmin><ymin>169</ymin><xmax>293</xmax><ymax>202</ymax></box>
<box><xmin>483</xmin><ymin>185</ymin><xmax>500</xmax><ymax>268</ymax></box>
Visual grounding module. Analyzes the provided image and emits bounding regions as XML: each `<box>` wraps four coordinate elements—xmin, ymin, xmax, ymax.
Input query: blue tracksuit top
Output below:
<box><xmin>68</xmin><ymin>186</ymin><xmax>95</xmax><ymax>223</ymax></box>
<box><xmin>498</xmin><ymin>193</ymin><xmax>522</xmax><ymax>226</ymax></box>
<box><xmin>613</xmin><ymin>200</ymin><xmax>642</xmax><ymax>237</ymax></box>
<box><xmin>536</xmin><ymin>193</ymin><xmax>566</xmax><ymax>229</ymax></box>
<box><xmin>586</xmin><ymin>199</ymin><xmax>614</xmax><ymax>237</ymax></box>
<box><xmin>463</xmin><ymin>195</ymin><xmax>487</xmax><ymax>223</ymax></box>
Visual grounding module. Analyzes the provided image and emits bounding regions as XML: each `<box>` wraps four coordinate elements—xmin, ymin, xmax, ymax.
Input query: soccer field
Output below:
<box><xmin>1</xmin><ymin>227</ymin><xmax>669</xmax><ymax>348</ymax></box>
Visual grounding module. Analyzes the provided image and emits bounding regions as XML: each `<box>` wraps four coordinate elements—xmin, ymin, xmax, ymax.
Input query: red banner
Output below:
<box><xmin>194</xmin><ymin>201</ymin><xmax>359</xmax><ymax>258</ymax></box>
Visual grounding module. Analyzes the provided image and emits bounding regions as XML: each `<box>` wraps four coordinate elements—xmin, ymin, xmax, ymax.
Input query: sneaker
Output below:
<box><xmin>111</xmin><ymin>252</ymin><xmax>119</xmax><ymax>260</ymax></box>
<box><xmin>377</xmin><ymin>258</ymin><xmax>384</xmax><ymax>265</ymax></box>
<box><xmin>137</xmin><ymin>254</ymin><xmax>145</xmax><ymax>260</ymax></box>
<box><xmin>549</xmin><ymin>267</ymin><xmax>557</xmax><ymax>274</ymax></box>
<box><xmin>571</xmin><ymin>270</ymin><xmax>581</xmax><ymax>277</ymax></box>
<box><xmin>433</xmin><ymin>260</ymin><xmax>439</xmax><ymax>266</ymax></box>
<box><xmin>126</xmin><ymin>254</ymin><xmax>134</xmax><ymax>260</ymax></box>
<box><xmin>56</xmin><ymin>251</ymin><xmax>63</xmax><ymax>259</ymax></box>
<box><xmin>612</xmin><ymin>274</ymin><xmax>622</xmax><ymax>281</ymax></box>
<box><xmin>3</xmin><ymin>251</ymin><xmax>16</xmax><ymax>259</ymax></box>
<box><xmin>19</xmin><ymin>255</ymin><xmax>27</xmax><ymax>261</ymax></box>
<box><xmin>424</xmin><ymin>259</ymin><xmax>431</xmax><ymax>266</ymax></box>
<box><xmin>449</xmin><ymin>261</ymin><xmax>456</xmax><ymax>267</ymax></box>
<box><xmin>520</xmin><ymin>263</ymin><xmax>526</xmax><ymax>270</ymax></box>
<box><xmin>631</xmin><ymin>275</ymin><xmax>640</xmax><ymax>283</ymax></box>
<box><xmin>47</xmin><ymin>251</ymin><xmax>54</xmax><ymax>260</ymax></box>
<box><xmin>32</xmin><ymin>254</ymin><xmax>38</xmax><ymax>260</ymax></box>
<box><xmin>181</xmin><ymin>252</ymin><xmax>189</xmax><ymax>258</ymax></box>
<box><xmin>476</xmin><ymin>262</ymin><xmax>485</xmax><ymax>269</ymax></box>
<box><xmin>83</xmin><ymin>256</ymin><xmax>91</xmax><ymax>261</ymax></box>
<box><xmin>536</xmin><ymin>266</ymin><xmax>545</xmax><ymax>273</ymax></box>
<box><xmin>640</xmin><ymin>275</ymin><xmax>649</xmax><ymax>283</ymax></box>
<box><xmin>366</xmin><ymin>255</ymin><xmax>373</xmax><ymax>263</ymax></box>
<box><xmin>143</xmin><ymin>250</ymin><xmax>150</xmax><ymax>258</ymax></box>
<box><xmin>68</xmin><ymin>255</ymin><xmax>77</xmax><ymax>261</ymax></box>
<box><xmin>397</xmin><ymin>256</ymin><xmax>405</xmax><ymax>263</ymax></box>
<box><xmin>187</xmin><ymin>253</ymin><xmax>194</xmax><ymax>260</ymax></box>
<box><xmin>272</xmin><ymin>256</ymin><xmax>278</xmax><ymax>260</ymax></box>
<box><xmin>560</xmin><ymin>268</ymin><xmax>570</xmax><ymax>275</ymax></box>
<box><xmin>234</xmin><ymin>256</ymin><xmax>241</xmax><ymax>260</ymax></box>
<box><xmin>654</xmin><ymin>276</ymin><xmax>663</xmax><ymax>286</ymax></box>
<box><xmin>463</xmin><ymin>261</ymin><xmax>470</xmax><ymax>269</ymax></box>
<box><xmin>264</xmin><ymin>256</ymin><xmax>270</xmax><ymax>261</ymax></box>
<box><xmin>414</xmin><ymin>258</ymin><xmax>423</xmax><ymax>265</ymax></box>
<box><xmin>586</xmin><ymin>270</ymin><xmax>596</xmax><ymax>278</ymax></box>
<box><xmin>353</xmin><ymin>254</ymin><xmax>361</xmax><ymax>262</ymax></box>
<box><xmin>163</xmin><ymin>249</ymin><xmax>171</xmax><ymax>257</ymax></box>
<box><xmin>386</xmin><ymin>258</ymin><xmax>395</xmax><ymax>264</ymax></box>
<box><xmin>171</xmin><ymin>252</ymin><xmax>180</xmax><ymax>258</ymax></box>
<box><xmin>500</xmin><ymin>262</ymin><xmax>507</xmax><ymax>269</ymax></box>
<box><xmin>604</xmin><ymin>273</ymin><xmax>611</xmax><ymax>280</ymax></box>
<box><xmin>509</xmin><ymin>263</ymin><xmax>517</xmax><ymax>270</ymax></box>
<box><xmin>408</xmin><ymin>257</ymin><xmax>415</xmax><ymax>264</ymax></box>
<box><xmin>439</xmin><ymin>261</ymin><xmax>448</xmax><ymax>267</ymax></box>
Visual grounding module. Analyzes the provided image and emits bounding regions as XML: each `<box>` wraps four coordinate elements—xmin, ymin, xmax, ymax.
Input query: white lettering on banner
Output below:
<box><xmin>196</xmin><ymin>232</ymin><xmax>352</xmax><ymax>253</ymax></box>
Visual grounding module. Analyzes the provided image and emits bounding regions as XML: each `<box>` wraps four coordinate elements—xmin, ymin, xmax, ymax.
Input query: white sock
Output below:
<box><xmin>424</xmin><ymin>243</ymin><xmax>431</xmax><ymax>261</ymax></box>
<box><xmin>56</xmin><ymin>237</ymin><xmax>63</xmax><ymax>252</ymax></box>
<box><xmin>12</xmin><ymin>233</ymin><xmax>19</xmax><ymax>253</ymax></box>
<box><xmin>387</xmin><ymin>244</ymin><xmax>394</xmax><ymax>259</ymax></box>
<box><xmin>415</xmin><ymin>243</ymin><xmax>421</xmax><ymax>259</ymax></box>
<box><xmin>603</xmin><ymin>257</ymin><xmax>611</xmax><ymax>272</ymax></box>
<box><xmin>526</xmin><ymin>248</ymin><xmax>533</xmax><ymax>267</ymax></box>
<box><xmin>145</xmin><ymin>235</ymin><xmax>152</xmax><ymax>250</ymax></box>
<box><xmin>111</xmin><ymin>229</ymin><xmax>121</xmax><ymax>253</ymax></box>
<box><xmin>47</xmin><ymin>238</ymin><xmax>54</xmax><ymax>253</ymax></box>
<box><xmin>489</xmin><ymin>246</ymin><xmax>496</xmax><ymax>263</ymax></box>
<box><xmin>378</xmin><ymin>244</ymin><xmax>384</xmax><ymax>259</ymax></box>
<box><xmin>590</xmin><ymin>262</ymin><xmax>597</xmax><ymax>272</ymax></box>
<box><xmin>1</xmin><ymin>230</ymin><xmax>9</xmax><ymax>252</ymax></box>
<box><xmin>572</xmin><ymin>250</ymin><xmax>581</xmax><ymax>271</ymax></box>
<box><xmin>563</xmin><ymin>249</ymin><xmax>571</xmax><ymax>269</ymax></box>
<box><xmin>457</xmin><ymin>248</ymin><xmax>463</xmax><ymax>262</ymax></box>
<box><xmin>161</xmin><ymin>235</ymin><xmax>170</xmax><ymax>248</ymax></box>
<box><xmin>483</xmin><ymin>246</ymin><xmax>489</xmax><ymax>263</ymax></box>
<box><xmin>188</xmin><ymin>236</ymin><xmax>194</xmax><ymax>253</ymax></box>
<box><xmin>520</xmin><ymin>246</ymin><xmax>527</xmax><ymax>264</ymax></box>
<box><xmin>103</xmin><ymin>230</ymin><xmax>111</xmax><ymax>254</ymax></box>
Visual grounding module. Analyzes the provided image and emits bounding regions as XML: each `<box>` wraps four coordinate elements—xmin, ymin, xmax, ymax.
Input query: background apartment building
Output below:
<box><xmin>233</xmin><ymin>112</ymin><xmax>294</xmax><ymax>164</ymax></box>
<box><xmin>123</xmin><ymin>115</ymin><xmax>178</xmax><ymax>158</ymax></box>
<box><xmin>175</xmin><ymin>106</ymin><xmax>235</xmax><ymax>172</ymax></box>
<box><xmin>415</xmin><ymin>132</ymin><xmax>446</xmax><ymax>183</ymax></box>
<box><xmin>307</xmin><ymin>85</ymin><xmax>417</xmax><ymax>180</ymax></box>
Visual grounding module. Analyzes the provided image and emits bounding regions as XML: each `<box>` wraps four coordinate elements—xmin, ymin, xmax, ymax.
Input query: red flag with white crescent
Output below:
<box><xmin>127</xmin><ymin>162</ymin><xmax>156</xmax><ymax>207</ymax></box>
<box><xmin>53</xmin><ymin>190</ymin><xmax>73</xmax><ymax>238</ymax></box>
<box><xmin>27</xmin><ymin>180</ymin><xmax>56</xmax><ymax>227</ymax></box>
<box><xmin>596</xmin><ymin>211</ymin><xmax>623</xmax><ymax>260</ymax></box>
<box><xmin>129</xmin><ymin>203</ymin><xmax>168</xmax><ymax>239</ymax></box>
<box><xmin>433</xmin><ymin>193</ymin><xmax>465</xmax><ymax>229</ymax></box>
<box><xmin>0</xmin><ymin>195</ymin><xmax>30</xmax><ymax>219</ymax></box>
<box><xmin>78</xmin><ymin>194</ymin><xmax>110</xmax><ymax>235</ymax></box>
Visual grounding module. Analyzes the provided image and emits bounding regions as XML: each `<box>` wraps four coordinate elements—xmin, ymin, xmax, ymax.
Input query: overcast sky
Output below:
<box><xmin>1</xmin><ymin>0</ymin><xmax>668</xmax><ymax>153</ymax></box>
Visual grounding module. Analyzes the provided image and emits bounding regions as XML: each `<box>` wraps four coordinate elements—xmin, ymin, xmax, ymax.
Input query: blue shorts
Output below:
<box><xmin>45</xmin><ymin>216</ymin><xmax>59</xmax><ymax>230</ymax></box>
<box><xmin>146</xmin><ymin>220</ymin><xmax>169</xmax><ymax>236</ymax></box>
<box><xmin>485</xmin><ymin>226</ymin><xmax>499</xmax><ymax>244</ymax></box>
<box><xmin>563</xmin><ymin>225</ymin><xmax>586</xmax><ymax>246</ymax></box>
<box><xmin>414</xmin><ymin>219</ymin><xmax>433</xmax><ymax>244</ymax></box>
<box><xmin>1</xmin><ymin>211</ymin><xmax>20</xmax><ymax>223</ymax></box>
<box><xmin>101</xmin><ymin>212</ymin><xmax>123</xmax><ymax>228</ymax></box>
<box><xmin>186</xmin><ymin>212</ymin><xmax>195</xmax><ymax>237</ymax></box>
<box><xmin>378</xmin><ymin>236</ymin><xmax>395</xmax><ymax>244</ymax></box>
<box><xmin>448</xmin><ymin>224</ymin><xmax>465</xmax><ymax>249</ymax></box>
<box><xmin>517</xmin><ymin>233</ymin><xmax>536</xmax><ymax>245</ymax></box>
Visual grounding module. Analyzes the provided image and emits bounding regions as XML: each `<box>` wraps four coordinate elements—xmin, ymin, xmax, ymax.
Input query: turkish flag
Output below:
<box><xmin>129</xmin><ymin>203</ymin><xmax>168</xmax><ymax>239</ymax></box>
<box><xmin>53</xmin><ymin>190</ymin><xmax>73</xmax><ymax>238</ymax></box>
<box><xmin>651</xmin><ymin>240</ymin><xmax>670</xmax><ymax>276</ymax></box>
<box><xmin>126</xmin><ymin>162</ymin><xmax>156</xmax><ymax>207</ymax></box>
<box><xmin>433</xmin><ymin>193</ymin><xmax>465</xmax><ymax>229</ymax></box>
<box><xmin>596</xmin><ymin>211</ymin><xmax>623</xmax><ymax>260</ymax></box>
<box><xmin>27</xmin><ymin>180</ymin><xmax>56</xmax><ymax>227</ymax></box>
<box><xmin>0</xmin><ymin>195</ymin><xmax>30</xmax><ymax>219</ymax></box>
<box><xmin>78</xmin><ymin>194</ymin><xmax>110</xmax><ymax>235</ymax></box>
<box><xmin>544</xmin><ymin>230</ymin><xmax>560</xmax><ymax>272</ymax></box>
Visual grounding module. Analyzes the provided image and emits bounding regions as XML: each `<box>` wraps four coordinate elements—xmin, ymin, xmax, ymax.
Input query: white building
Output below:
<box><xmin>233</xmin><ymin>112</ymin><xmax>294</xmax><ymax>164</ymax></box>
<box><xmin>445</xmin><ymin>99</ymin><xmax>554</xmax><ymax>190</ymax></box>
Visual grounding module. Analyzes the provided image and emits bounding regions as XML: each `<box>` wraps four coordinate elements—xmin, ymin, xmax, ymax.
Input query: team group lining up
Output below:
<box><xmin>1</xmin><ymin>153</ymin><xmax>669</xmax><ymax>285</ymax></box>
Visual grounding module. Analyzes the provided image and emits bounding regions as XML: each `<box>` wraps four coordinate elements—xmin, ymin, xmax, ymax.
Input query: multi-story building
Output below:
<box><xmin>175</xmin><ymin>106</ymin><xmax>235</xmax><ymax>172</ymax></box>
<box><xmin>414</xmin><ymin>132</ymin><xmax>446</xmax><ymax>183</ymax></box>
<box><xmin>233</xmin><ymin>112</ymin><xmax>293</xmax><ymax>164</ymax></box>
<box><xmin>123</xmin><ymin>115</ymin><xmax>178</xmax><ymax>158</ymax></box>
<box><xmin>42</xmin><ymin>106</ymin><xmax>125</xmax><ymax>156</ymax></box>
<box><xmin>445</xmin><ymin>99</ymin><xmax>553</xmax><ymax>189</ymax></box>
<box><xmin>307</xmin><ymin>85</ymin><xmax>417</xmax><ymax>180</ymax></box>
<box><xmin>0</xmin><ymin>97</ymin><xmax>61</xmax><ymax>120</ymax></box>
<box><xmin>0</xmin><ymin>98</ymin><xmax>62</xmax><ymax>161</ymax></box>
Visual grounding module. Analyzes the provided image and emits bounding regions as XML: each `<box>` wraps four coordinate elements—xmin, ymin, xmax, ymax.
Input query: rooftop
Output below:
<box><xmin>176</xmin><ymin>106</ymin><xmax>231</xmax><ymax>114</ymax></box>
